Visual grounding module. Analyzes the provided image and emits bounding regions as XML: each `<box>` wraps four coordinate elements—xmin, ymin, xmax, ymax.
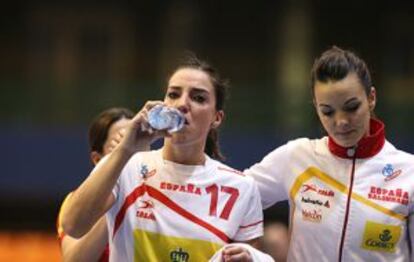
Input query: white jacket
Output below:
<box><xmin>245</xmin><ymin>119</ymin><xmax>414</xmax><ymax>262</ymax></box>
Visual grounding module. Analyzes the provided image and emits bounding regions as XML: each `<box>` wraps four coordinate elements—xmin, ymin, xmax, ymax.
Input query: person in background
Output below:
<box><xmin>263</xmin><ymin>221</ymin><xmax>289</xmax><ymax>262</ymax></box>
<box><xmin>57</xmin><ymin>107</ymin><xmax>133</xmax><ymax>262</ymax></box>
<box><xmin>223</xmin><ymin>46</ymin><xmax>414</xmax><ymax>261</ymax></box>
<box><xmin>61</xmin><ymin>55</ymin><xmax>264</xmax><ymax>261</ymax></box>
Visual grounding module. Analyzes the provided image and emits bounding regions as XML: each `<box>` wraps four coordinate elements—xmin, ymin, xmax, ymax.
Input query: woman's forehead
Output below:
<box><xmin>314</xmin><ymin>74</ymin><xmax>365</xmax><ymax>100</ymax></box>
<box><xmin>168</xmin><ymin>68</ymin><xmax>213</xmax><ymax>91</ymax></box>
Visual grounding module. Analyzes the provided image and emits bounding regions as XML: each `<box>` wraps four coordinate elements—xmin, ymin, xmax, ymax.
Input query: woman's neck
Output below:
<box><xmin>162</xmin><ymin>142</ymin><xmax>206</xmax><ymax>165</ymax></box>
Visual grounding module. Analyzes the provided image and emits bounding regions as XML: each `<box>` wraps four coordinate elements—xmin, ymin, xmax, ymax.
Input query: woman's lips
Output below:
<box><xmin>336</xmin><ymin>130</ymin><xmax>355</xmax><ymax>136</ymax></box>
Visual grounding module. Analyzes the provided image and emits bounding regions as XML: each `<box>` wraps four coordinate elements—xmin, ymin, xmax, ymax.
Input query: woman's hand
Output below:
<box><xmin>117</xmin><ymin>101</ymin><xmax>169</xmax><ymax>155</ymax></box>
<box><xmin>221</xmin><ymin>245</ymin><xmax>253</xmax><ymax>262</ymax></box>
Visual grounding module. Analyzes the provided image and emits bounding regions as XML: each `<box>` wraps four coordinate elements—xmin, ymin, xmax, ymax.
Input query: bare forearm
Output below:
<box><xmin>62</xmin><ymin>146</ymin><xmax>133</xmax><ymax>237</ymax></box>
<box><xmin>62</xmin><ymin>217</ymin><xmax>108</xmax><ymax>262</ymax></box>
<box><xmin>242</xmin><ymin>237</ymin><xmax>263</xmax><ymax>250</ymax></box>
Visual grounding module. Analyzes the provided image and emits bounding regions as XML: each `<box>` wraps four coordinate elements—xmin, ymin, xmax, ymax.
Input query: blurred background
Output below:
<box><xmin>1</xmin><ymin>0</ymin><xmax>414</xmax><ymax>260</ymax></box>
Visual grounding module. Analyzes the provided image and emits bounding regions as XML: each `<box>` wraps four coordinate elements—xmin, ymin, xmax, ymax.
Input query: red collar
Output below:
<box><xmin>328</xmin><ymin>118</ymin><xmax>385</xmax><ymax>159</ymax></box>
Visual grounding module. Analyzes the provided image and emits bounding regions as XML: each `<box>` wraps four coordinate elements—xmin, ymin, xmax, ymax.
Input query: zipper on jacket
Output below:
<box><xmin>338</xmin><ymin>149</ymin><xmax>357</xmax><ymax>262</ymax></box>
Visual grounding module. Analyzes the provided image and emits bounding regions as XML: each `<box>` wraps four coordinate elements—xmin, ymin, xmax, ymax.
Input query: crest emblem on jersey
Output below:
<box><xmin>139</xmin><ymin>164</ymin><xmax>156</xmax><ymax>180</ymax></box>
<box><xmin>361</xmin><ymin>221</ymin><xmax>401</xmax><ymax>253</ymax></box>
<box><xmin>170</xmin><ymin>247</ymin><xmax>189</xmax><ymax>262</ymax></box>
<box><xmin>381</xmin><ymin>164</ymin><xmax>402</xmax><ymax>181</ymax></box>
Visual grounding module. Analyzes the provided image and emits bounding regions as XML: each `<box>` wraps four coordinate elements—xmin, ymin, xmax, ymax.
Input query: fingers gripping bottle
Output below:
<box><xmin>148</xmin><ymin>105</ymin><xmax>185</xmax><ymax>133</ymax></box>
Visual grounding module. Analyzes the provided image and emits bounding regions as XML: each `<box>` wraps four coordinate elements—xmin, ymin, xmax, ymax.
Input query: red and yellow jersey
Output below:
<box><xmin>245</xmin><ymin>119</ymin><xmax>414</xmax><ymax>262</ymax></box>
<box><xmin>106</xmin><ymin>149</ymin><xmax>263</xmax><ymax>261</ymax></box>
<box><xmin>57</xmin><ymin>193</ymin><xmax>73</xmax><ymax>243</ymax></box>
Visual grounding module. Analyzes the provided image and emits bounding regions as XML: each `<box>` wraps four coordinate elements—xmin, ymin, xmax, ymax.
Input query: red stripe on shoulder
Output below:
<box><xmin>113</xmin><ymin>184</ymin><xmax>146</xmax><ymax>237</ymax></box>
<box><xmin>217</xmin><ymin>166</ymin><xmax>245</xmax><ymax>176</ymax></box>
<box><xmin>98</xmin><ymin>245</ymin><xmax>110</xmax><ymax>262</ymax></box>
<box><xmin>239</xmin><ymin>220</ymin><xmax>263</xmax><ymax>229</ymax></box>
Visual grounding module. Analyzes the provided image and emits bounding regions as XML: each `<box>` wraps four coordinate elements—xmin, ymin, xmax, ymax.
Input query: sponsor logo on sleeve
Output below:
<box><xmin>361</xmin><ymin>221</ymin><xmax>401</xmax><ymax>253</ymax></box>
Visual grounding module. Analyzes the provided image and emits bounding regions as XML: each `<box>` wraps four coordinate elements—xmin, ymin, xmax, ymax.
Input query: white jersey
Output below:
<box><xmin>245</xmin><ymin>119</ymin><xmax>414</xmax><ymax>262</ymax></box>
<box><xmin>106</xmin><ymin>149</ymin><xmax>263</xmax><ymax>262</ymax></box>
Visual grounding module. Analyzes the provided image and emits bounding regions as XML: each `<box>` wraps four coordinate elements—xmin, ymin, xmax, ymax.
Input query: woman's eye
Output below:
<box><xmin>167</xmin><ymin>92</ymin><xmax>179</xmax><ymax>99</ymax></box>
<box><xmin>321</xmin><ymin>109</ymin><xmax>334</xmax><ymax>117</ymax></box>
<box><xmin>344</xmin><ymin>103</ymin><xmax>360</xmax><ymax>112</ymax></box>
<box><xmin>193</xmin><ymin>95</ymin><xmax>206</xmax><ymax>103</ymax></box>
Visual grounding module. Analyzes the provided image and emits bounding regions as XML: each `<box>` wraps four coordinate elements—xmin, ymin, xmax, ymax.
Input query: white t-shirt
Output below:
<box><xmin>106</xmin><ymin>149</ymin><xmax>263</xmax><ymax>261</ymax></box>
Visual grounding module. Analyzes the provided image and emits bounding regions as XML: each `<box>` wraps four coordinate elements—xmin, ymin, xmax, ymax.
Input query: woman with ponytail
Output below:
<box><xmin>61</xmin><ymin>54</ymin><xmax>264</xmax><ymax>261</ymax></box>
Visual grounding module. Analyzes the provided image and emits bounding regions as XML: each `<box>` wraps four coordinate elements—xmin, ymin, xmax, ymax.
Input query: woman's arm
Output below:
<box><xmin>61</xmin><ymin>101</ymin><xmax>164</xmax><ymax>238</ymax></box>
<box><xmin>61</xmin><ymin>216</ymin><xmax>109</xmax><ymax>262</ymax></box>
<box><xmin>60</xmin><ymin>147</ymin><xmax>131</xmax><ymax>238</ymax></box>
<box><xmin>243</xmin><ymin>143</ymin><xmax>291</xmax><ymax>209</ymax></box>
<box><xmin>243</xmin><ymin>237</ymin><xmax>262</xmax><ymax>249</ymax></box>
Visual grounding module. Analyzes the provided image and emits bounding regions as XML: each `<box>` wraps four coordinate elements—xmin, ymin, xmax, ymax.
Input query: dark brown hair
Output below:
<box><xmin>88</xmin><ymin>107</ymin><xmax>134</xmax><ymax>153</ymax></box>
<box><xmin>311</xmin><ymin>46</ymin><xmax>372</xmax><ymax>96</ymax></box>
<box><xmin>168</xmin><ymin>53</ymin><xmax>229</xmax><ymax>161</ymax></box>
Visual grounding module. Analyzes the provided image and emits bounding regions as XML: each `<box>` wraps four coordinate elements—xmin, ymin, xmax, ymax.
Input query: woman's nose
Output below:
<box><xmin>335</xmin><ymin>112</ymin><xmax>350</xmax><ymax>128</ymax></box>
<box><xmin>176</xmin><ymin>95</ymin><xmax>189</xmax><ymax>114</ymax></box>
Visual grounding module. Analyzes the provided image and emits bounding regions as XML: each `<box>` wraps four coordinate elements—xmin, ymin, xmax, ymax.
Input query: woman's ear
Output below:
<box><xmin>90</xmin><ymin>151</ymin><xmax>102</xmax><ymax>165</ymax></box>
<box><xmin>368</xmin><ymin>86</ymin><xmax>376</xmax><ymax>111</ymax></box>
<box><xmin>312</xmin><ymin>98</ymin><xmax>317</xmax><ymax>108</ymax></box>
<box><xmin>211</xmin><ymin>110</ymin><xmax>224</xmax><ymax>129</ymax></box>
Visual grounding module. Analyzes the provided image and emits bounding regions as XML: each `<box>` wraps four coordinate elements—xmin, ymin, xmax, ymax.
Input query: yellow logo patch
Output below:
<box><xmin>361</xmin><ymin>221</ymin><xmax>401</xmax><ymax>253</ymax></box>
<box><xmin>133</xmin><ymin>229</ymin><xmax>223</xmax><ymax>261</ymax></box>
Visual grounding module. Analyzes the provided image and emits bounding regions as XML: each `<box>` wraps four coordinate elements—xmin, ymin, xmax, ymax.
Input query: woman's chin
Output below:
<box><xmin>334</xmin><ymin>136</ymin><xmax>358</xmax><ymax>148</ymax></box>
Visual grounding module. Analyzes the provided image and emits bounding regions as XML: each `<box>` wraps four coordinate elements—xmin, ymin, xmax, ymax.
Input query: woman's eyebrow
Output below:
<box><xmin>344</xmin><ymin>97</ymin><xmax>359</xmax><ymax>105</ymax></box>
<box><xmin>318</xmin><ymin>103</ymin><xmax>332</xmax><ymax>108</ymax></box>
<box><xmin>190</xmin><ymin>87</ymin><xmax>210</xmax><ymax>94</ymax></box>
<box><xmin>167</xmin><ymin>86</ymin><xmax>182</xmax><ymax>90</ymax></box>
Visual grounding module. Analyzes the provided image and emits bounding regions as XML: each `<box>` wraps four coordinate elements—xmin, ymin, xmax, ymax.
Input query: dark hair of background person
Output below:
<box><xmin>310</xmin><ymin>46</ymin><xmax>373</xmax><ymax>97</ymax></box>
<box><xmin>263</xmin><ymin>201</ymin><xmax>289</xmax><ymax>227</ymax></box>
<box><xmin>167</xmin><ymin>53</ymin><xmax>230</xmax><ymax>161</ymax></box>
<box><xmin>88</xmin><ymin>107</ymin><xmax>134</xmax><ymax>154</ymax></box>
